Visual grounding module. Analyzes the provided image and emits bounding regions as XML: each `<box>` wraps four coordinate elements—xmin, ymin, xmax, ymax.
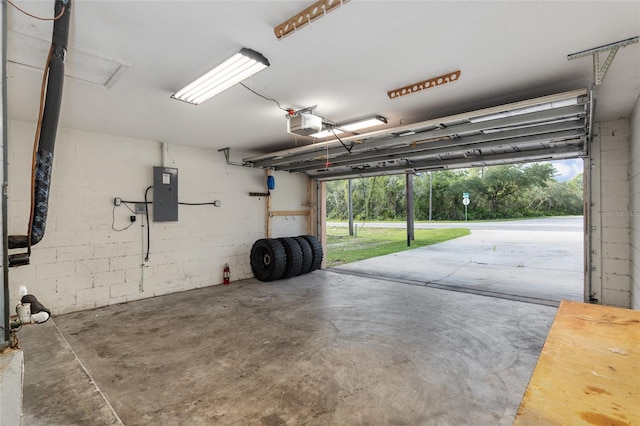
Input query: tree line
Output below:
<box><xmin>326</xmin><ymin>163</ymin><xmax>584</xmax><ymax>221</ymax></box>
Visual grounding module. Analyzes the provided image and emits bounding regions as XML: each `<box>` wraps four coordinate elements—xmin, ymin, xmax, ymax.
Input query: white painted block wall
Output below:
<box><xmin>7</xmin><ymin>120</ymin><xmax>309</xmax><ymax>314</ymax></box>
<box><xmin>590</xmin><ymin>119</ymin><xmax>632</xmax><ymax>308</ymax></box>
<box><xmin>630</xmin><ymin>96</ymin><xmax>640</xmax><ymax>310</ymax></box>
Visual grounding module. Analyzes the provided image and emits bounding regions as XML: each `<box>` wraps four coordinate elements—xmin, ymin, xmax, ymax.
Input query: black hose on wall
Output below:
<box><xmin>8</xmin><ymin>0</ymin><xmax>71</xmax><ymax>264</ymax></box>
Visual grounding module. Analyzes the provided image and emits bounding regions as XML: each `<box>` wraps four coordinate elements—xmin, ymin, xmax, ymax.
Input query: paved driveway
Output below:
<box><xmin>331</xmin><ymin>217</ymin><xmax>584</xmax><ymax>305</ymax></box>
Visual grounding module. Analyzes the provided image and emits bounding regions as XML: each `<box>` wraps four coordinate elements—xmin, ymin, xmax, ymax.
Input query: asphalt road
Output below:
<box><xmin>328</xmin><ymin>216</ymin><xmax>583</xmax><ymax>232</ymax></box>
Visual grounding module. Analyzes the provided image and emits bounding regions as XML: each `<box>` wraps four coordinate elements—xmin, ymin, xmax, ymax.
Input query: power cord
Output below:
<box><xmin>6</xmin><ymin>0</ymin><xmax>67</xmax><ymax>21</ymax></box>
<box><xmin>240</xmin><ymin>83</ymin><xmax>289</xmax><ymax>112</ymax></box>
<box><xmin>144</xmin><ymin>186</ymin><xmax>152</xmax><ymax>261</ymax></box>
<box><xmin>331</xmin><ymin>127</ymin><xmax>353</xmax><ymax>154</ymax></box>
<box><xmin>111</xmin><ymin>205</ymin><xmax>135</xmax><ymax>232</ymax></box>
<box><xmin>178</xmin><ymin>201</ymin><xmax>219</xmax><ymax>206</ymax></box>
<box><xmin>114</xmin><ymin>189</ymin><xmax>220</xmax><ymax>261</ymax></box>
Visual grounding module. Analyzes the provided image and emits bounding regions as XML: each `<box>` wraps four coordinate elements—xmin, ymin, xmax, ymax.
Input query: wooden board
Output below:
<box><xmin>514</xmin><ymin>301</ymin><xmax>640</xmax><ymax>426</ymax></box>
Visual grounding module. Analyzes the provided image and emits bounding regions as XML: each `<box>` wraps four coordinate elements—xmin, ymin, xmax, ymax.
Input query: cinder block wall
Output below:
<box><xmin>590</xmin><ymin>119</ymin><xmax>632</xmax><ymax>308</ymax></box>
<box><xmin>630</xmin><ymin>96</ymin><xmax>640</xmax><ymax>310</ymax></box>
<box><xmin>7</xmin><ymin>120</ymin><xmax>309</xmax><ymax>314</ymax></box>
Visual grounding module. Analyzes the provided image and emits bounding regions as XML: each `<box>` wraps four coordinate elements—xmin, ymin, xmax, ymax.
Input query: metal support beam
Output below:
<box><xmin>568</xmin><ymin>36</ymin><xmax>638</xmax><ymax>85</ymax></box>
<box><xmin>218</xmin><ymin>147</ymin><xmax>250</xmax><ymax>167</ymax></box>
<box><xmin>2</xmin><ymin>0</ymin><xmax>9</xmax><ymax>346</ymax></box>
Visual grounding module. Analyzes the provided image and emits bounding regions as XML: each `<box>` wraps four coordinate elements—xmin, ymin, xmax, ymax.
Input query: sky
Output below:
<box><xmin>549</xmin><ymin>158</ymin><xmax>584</xmax><ymax>182</ymax></box>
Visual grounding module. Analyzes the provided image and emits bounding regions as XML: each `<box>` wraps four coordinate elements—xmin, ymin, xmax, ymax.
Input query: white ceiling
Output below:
<box><xmin>6</xmin><ymin>1</ymin><xmax>640</xmax><ymax>157</ymax></box>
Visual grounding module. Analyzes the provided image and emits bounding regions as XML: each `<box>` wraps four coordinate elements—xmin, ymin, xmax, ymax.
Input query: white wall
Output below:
<box><xmin>7</xmin><ymin>120</ymin><xmax>309</xmax><ymax>314</ymax></box>
<box><xmin>630</xmin><ymin>95</ymin><xmax>640</xmax><ymax>310</ymax></box>
<box><xmin>589</xmin><ymin>119</ymin><xmax>632</xmax><ymax>308</ymax></box>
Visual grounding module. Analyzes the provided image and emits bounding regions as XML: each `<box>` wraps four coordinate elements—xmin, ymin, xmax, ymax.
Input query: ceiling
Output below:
<box><xmin>6</xmin><ymin>1</ymin><xmax>640</xmax><ymax>163</ymax></box>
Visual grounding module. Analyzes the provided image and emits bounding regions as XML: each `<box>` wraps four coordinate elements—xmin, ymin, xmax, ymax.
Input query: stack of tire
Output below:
<box><xmin>250</xmin><ymin>235</ymin><xmax>323</xmax><ymax>282</ymax></box>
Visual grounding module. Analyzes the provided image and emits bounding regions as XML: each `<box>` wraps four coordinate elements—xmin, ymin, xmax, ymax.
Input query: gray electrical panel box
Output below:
<box><xmin>153</xmin><ymin>167</ymin><xmax>178</xmax><ymax>222</ymax></box>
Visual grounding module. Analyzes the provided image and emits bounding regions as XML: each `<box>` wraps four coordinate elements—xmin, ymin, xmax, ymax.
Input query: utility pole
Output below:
<box><xmin>348</xmin><ymin>179</ymin><xmax>354</xmax><ymax>236</ymax></box>
<box><xmin>406</xmin><ymin>173</ymin><xmax>414</xmax><ymax>246</ymax></box>
<box><xmin>428</xmin><ymin>171</ymin><xmax>433</xmax><ymax>222</ymax></box>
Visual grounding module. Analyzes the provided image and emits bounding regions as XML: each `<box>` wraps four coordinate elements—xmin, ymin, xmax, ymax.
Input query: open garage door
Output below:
<box><xmin>244</xmin><ymin>89</ymin><xmax>591</xmax><ymax>181</ymax></box>
<box><xmin>245</xmin><ymin>89</ymin><xmax>591</xmax><ymax>305</ymax></box>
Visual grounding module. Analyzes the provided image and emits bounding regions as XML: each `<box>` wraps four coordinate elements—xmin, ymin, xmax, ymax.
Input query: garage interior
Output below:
<box><xmin>1</xmin><ymin>1</ymin><xmax>639</xmax><ymax>425</ymax></box>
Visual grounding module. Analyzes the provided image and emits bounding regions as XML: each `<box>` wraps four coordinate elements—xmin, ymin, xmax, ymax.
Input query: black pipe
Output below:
<box><xmin>8</xmin><ymin>0</ymin><xmax>71</xmax><ymax>256</ymax></box>
<box><xmin>31</xmin><ymin>0</ymin><xmax>71</xmax><ymax>245</ymax></box>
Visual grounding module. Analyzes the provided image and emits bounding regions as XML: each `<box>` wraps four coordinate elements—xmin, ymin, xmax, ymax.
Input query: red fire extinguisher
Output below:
<box><xmin>223</xmin><ymin>263</ymin><xmax>230</xmax><ymax>285</ymax></box>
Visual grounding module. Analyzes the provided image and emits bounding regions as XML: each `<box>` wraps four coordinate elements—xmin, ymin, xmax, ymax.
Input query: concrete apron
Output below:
<box><xmin>334</xmin><ymin>229</ymin><xmax>584</xmax><ymax>306</ymax></box>
<box><xmin>20</xmin><ymin>272</ymin><xmax>556</xmax><ymax>425</ymax></box>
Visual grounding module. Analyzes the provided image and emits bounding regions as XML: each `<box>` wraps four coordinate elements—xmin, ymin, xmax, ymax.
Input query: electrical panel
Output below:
<box><xmin>153</xmin><ymin>167</ymin><xmax>178</xmax><ymax>221</ymax></box>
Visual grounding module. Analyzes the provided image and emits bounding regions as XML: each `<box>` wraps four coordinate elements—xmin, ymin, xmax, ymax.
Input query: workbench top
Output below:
<box><xmin>514</xmin><ymin>300</ymin><xmax>639</xmax><ymax>425</ymax></box>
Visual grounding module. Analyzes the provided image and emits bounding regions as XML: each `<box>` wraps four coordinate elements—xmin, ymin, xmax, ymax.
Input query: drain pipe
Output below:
<box><xmin>161</xmin><ymin>142</ymin><xmax>169</xmax><ymax>167</ymax></box>
<box><xmin>7</xmin><ymin>0</ymin><xmax>71</xmax><ymax>266</ymax></box>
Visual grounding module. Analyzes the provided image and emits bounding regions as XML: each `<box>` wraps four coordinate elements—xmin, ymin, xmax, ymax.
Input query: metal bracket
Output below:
<box><xmin>218</xmin><ymin>147</ymin><xmax>250</xmax><ymax>167</ymax></box>
<box><xmin>287</xmin><ymin>105</ymin><xmax>318</xmax><ymax>118</ymax></box>
<box><xmin>568</xmin><ymin>36</ymin><xmax>638</xmax><ymax>85</ymax></box>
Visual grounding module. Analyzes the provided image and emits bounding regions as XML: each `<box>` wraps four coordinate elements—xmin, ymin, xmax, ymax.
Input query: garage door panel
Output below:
<box><xmin>246</xmin><ymin>89</ymin><xmax>590</xmax><ymax>181</ymax></box>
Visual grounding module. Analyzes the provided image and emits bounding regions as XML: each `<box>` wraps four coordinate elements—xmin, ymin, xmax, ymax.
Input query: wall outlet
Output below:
<box><xmin>135</xmin><ymin>203</ymin><xmax>147</xmax><ymax>214</ymax></box>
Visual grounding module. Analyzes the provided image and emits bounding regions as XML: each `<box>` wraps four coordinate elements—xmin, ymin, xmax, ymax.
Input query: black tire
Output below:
<box><xmin>277</xmin><ymin>237</ymin><xmax>304</xmax><ymax>279</ymax></box>
<box><xmin>294</xmin><ymin>236</ymin><xmax>313</xmax><ymax>275</ymax></box>
<box><xmin>300</xmin><ymin>235</ymin><xmax>323</xmax><ymax>272</ymax></box>
<box><xmin>250</xmin><ymin>238</ymin><xmax>287</xmax><ymax>282</ymax></box>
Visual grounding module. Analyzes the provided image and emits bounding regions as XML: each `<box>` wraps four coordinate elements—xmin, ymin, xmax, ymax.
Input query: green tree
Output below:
<box><xmin>325</xmin><ymin>162</ymin><xmax>581</xmax><ymax>221</ymax></box>
<box><xmin>481</xmin><ymin>164</ymin><xmax>554</xmax><ymax>217</ymax></box>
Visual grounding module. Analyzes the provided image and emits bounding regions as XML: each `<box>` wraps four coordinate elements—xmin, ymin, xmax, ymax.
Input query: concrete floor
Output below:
<box><xmin>20</xmin><ymin>271</ymin><xmax>557</xmax><ymax>425</ymax></box>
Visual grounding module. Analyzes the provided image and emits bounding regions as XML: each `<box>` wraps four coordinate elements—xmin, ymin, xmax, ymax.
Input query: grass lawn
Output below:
<box><xmin>326</xmin><ymin>226</ymin><xmax>470</xmax><ymax>267</ymax></box>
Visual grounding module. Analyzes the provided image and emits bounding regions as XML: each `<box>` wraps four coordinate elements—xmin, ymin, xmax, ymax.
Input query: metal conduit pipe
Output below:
<box><xmin>586</xmin><ymin>85</ymin><xmax>596</xmax><ymax>303</ymax></box>
<box><xmin>8</xmin><ymin>0</ymin><xmax>71</xmax><ymax>266</ymax></box>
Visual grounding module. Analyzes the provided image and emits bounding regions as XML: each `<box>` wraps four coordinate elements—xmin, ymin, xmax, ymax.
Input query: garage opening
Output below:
<box><xmin>244</xmin><ymin>89</ymin><xmax>592</xmax><ymax>306</ymax></box>
<box><xmin>324</xmin><ymin>159</ymin><xmax>584</xmax><ymax>306</ymax></box>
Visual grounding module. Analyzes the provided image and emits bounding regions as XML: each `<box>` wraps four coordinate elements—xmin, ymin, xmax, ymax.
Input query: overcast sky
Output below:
<box><xmin>549</xmin><ymin>159</ymin><xmax>584</xmax><ymax>182</ymax></box>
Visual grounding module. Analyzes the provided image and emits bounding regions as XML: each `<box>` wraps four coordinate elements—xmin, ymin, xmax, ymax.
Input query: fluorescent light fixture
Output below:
<box><xmin>310</xmin><ymin>115</ymin><xmax>387</xmax><ymax>138</ymax></box>
<box><xmin>310</xmin><ymin>128</ymin><xmax>344</xmax><ymax>139</ymax></box>
<box><xmin>172</xmin><ymin>48</ymin><xmax>269</xmax><ymax>105</ymax></box>
<box><xmin>340</xmin><ymin>116</ymin><xmax>387</xmax><ymax>132</ymax></box>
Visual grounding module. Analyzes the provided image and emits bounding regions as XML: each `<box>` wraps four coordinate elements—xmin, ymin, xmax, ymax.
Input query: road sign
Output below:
<box><xmin>463</xmin><ymin>192</ymin><xmax>469</xmax><ymax>198</ymax></box>
<box><xmin>463</xmin><ymin>198</ymin><xmax>470</xmax><ymax>206</ymax></box>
